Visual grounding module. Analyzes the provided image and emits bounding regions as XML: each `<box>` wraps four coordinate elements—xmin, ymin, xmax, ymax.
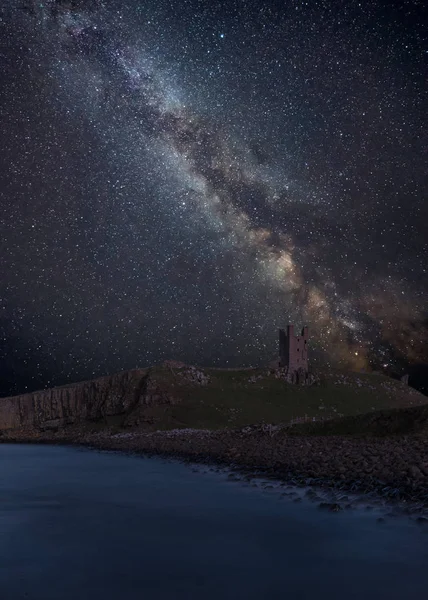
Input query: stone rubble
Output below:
<box><xmin>178</xmin><ymin>367</ymin><xmax>211</xmax><ymax>386</ymax></box>
<box><xmin>4</xmin><ymin>420</ymin><xmax>428</xmax><ymax>512</ymax></box>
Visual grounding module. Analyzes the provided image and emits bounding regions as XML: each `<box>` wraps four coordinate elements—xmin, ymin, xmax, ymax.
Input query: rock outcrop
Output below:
<box><xmin>0</xmin><ymin>368</ymin><xmax>178</xmax><ymax>432</ymax></box>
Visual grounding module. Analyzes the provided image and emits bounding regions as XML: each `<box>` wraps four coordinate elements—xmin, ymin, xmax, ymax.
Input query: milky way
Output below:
<box><xmin>0</xmin><ymin>0</ymin><xmax>427</xmax><ymax>394</ymax></box>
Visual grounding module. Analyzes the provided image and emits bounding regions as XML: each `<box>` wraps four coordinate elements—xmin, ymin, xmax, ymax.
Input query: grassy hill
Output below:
<box><xmin>287</xmin><ymin>403</ymin><xmax>428</xmax><ymax>437</ymax></box>
<box><xmin>2</xmin><ymin>363</ymin><xmax>426</xmax><ymax>435</ymax></box>
<box><xmin>115</xmin><ymin>364</ymin><xmax>428</xmax><ymax>432</ymax></box>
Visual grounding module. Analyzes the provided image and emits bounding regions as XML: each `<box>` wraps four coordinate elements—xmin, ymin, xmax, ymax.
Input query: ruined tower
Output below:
<box><xmin>278</xmin><ymin>324</ymin><xmax>309</xmax><ymax>381</ymax></box>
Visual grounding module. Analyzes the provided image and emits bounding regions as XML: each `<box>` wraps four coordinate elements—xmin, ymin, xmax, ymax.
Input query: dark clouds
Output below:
<box><xmin>0</xmin><ymin>0</ymin><xmax>427</xmax><ymax>395</ymax></box>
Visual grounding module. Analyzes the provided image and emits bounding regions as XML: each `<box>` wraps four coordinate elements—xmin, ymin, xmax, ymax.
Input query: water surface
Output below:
<box><xmin>1</xmin><ymin>444</ymin><xmax>427</xmax><ymax>599</ymax></box>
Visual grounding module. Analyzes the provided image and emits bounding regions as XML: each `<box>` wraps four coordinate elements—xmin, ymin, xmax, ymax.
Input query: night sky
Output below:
<box><xmin>1</xmin><ymin>0</ymin><xmax>427</xmax><ymax>397</ymax></box>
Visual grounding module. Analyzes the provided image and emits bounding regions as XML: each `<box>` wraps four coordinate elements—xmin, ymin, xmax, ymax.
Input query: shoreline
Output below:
<box><xmin>1</xmin><ymin>425</ymin><xmax>428</xmax><ymax>516</ymax></box>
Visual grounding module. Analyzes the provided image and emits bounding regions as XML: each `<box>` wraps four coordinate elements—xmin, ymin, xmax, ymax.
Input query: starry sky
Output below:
<box><xmin>0</xmin><ymin>0</ymin><xmax>427</xmax><ymax>396</ymax></box>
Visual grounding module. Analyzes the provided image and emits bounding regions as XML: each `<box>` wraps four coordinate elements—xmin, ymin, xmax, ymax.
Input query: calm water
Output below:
<box><xmin>1</xmin><ymin>444</ymin><xmax>427</xmax><ymax>600</ymax></box>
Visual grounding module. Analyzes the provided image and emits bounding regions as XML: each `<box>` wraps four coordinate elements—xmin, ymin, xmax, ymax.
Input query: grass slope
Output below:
<box><xmin>288</xmin><ymin>404</ymin><xmax>428</xmax><ymax>437</ymax></box>
<box><xmin>123</xmin><ymin>365</ymin><xmax>428</xmax><ymax>432</ymax></box>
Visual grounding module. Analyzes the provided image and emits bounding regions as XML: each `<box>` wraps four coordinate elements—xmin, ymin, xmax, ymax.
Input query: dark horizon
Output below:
<box><xmin>1</xmin><ymin>353</ymin><xmax>427</xmax><ymax>399</ymax></box>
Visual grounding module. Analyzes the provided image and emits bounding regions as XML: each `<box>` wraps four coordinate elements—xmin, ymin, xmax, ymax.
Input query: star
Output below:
<box><xmin>0</xmin><ymin>0</ymin><xmax>426</xmax><ymax>396</ymax></box>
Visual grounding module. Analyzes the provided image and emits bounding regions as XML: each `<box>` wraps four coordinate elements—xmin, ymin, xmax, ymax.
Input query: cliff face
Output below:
<box><xmin>0</xmin><ymin>368</ymin><xmax>178</xmax><ymax>432</ymax></box>
<box><xmin>2</xmin><ymin>364</ymin><xmax>426</xmax><ymax>435</ymax></box>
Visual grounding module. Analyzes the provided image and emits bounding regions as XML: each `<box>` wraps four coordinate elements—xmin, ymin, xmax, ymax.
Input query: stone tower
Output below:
<box><xmin>278</xmin><ymin>324</ymin><xmax>309</xmax><ymax>379</ymax></box>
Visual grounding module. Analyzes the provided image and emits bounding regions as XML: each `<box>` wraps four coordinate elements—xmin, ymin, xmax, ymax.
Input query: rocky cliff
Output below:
<box><xmin>1</xmin><ymin>364</ymin><xmax>426</xmax><ymax>434</ymax></box>
<box><xmin>0</xmin><ymin>368</ymin><xmax>178</xmax><ymax>432</ymax></box>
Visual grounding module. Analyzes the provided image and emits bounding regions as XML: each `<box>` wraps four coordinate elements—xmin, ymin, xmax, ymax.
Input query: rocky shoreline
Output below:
<box><xmin>2</xmin><ymin>424</ymin><xmax>428</xmax><ymax>515</ymax></box>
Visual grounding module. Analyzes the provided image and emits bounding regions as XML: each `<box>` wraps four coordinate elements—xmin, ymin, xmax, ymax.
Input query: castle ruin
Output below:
<box><xmin>278</xmin><ymin>324</ymin><xmax>309</xmax><ymax>384</ymax></box>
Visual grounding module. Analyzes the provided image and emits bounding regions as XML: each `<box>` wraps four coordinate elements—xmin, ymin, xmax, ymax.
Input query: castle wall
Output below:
<box><xmin>278</xmin><ymin>325</ymin><xmax>308</xmax><ymax>373</ymax></box>
<box><xmin>278</xmin><ymin>328</ymin><xmax>288</xmax><ymax>367</ymax></box>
